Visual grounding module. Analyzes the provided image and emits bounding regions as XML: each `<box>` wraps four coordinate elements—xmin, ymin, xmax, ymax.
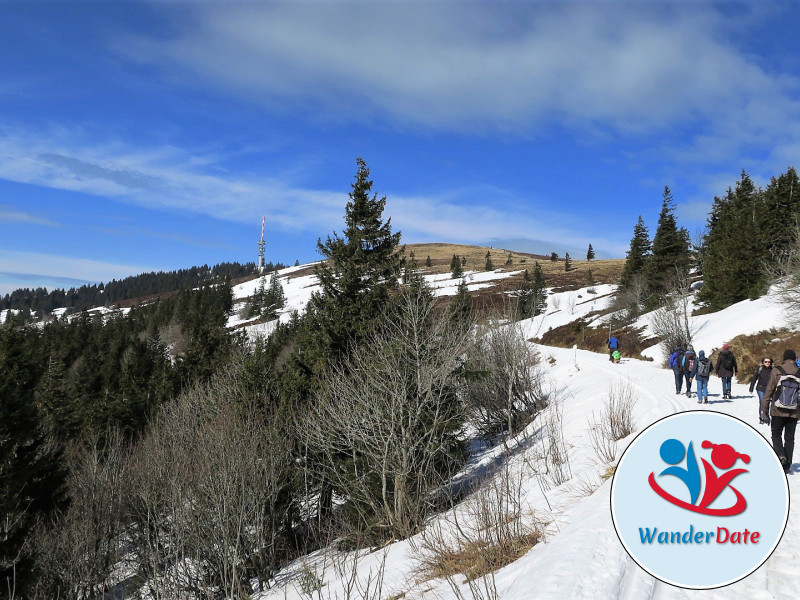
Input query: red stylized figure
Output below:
<box><xmin>648</xmin><ymin>440</ymin><xmax>750</xmax><ymax>516</ymax></box>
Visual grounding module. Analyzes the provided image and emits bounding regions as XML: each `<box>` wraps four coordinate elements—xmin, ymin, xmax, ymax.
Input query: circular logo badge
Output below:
<box><xmin>610</xmin><ymin>411</ymin><xmax>789</xmax><ymax>589</ymax></box>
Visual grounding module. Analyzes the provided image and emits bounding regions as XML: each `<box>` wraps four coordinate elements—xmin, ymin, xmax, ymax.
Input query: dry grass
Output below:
<box><xmin>705</xmin><ymin>328</ymin><xmax>800</xmax><ymax>384</ymax></box>
<box><xmin>422</xmin><ymin>532</ymin><xmax>543</xmax><ymax>583</ymax></box>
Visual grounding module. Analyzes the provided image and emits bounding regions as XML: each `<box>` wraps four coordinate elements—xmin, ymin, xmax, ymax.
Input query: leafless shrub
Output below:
<box><xmin>589</xmin><ymin>380</ymin><xmax>637</xmax><ymax>467</ymax></box>
<box><xmin>414</xmin><ymin>461</ymin><xmax>544</xmax><ymax>600</ymax></box>
<box><xmin>464</xmin><ymin>321</ymin><xmax>547</xmax><ymax>441</ymax></box>
<box><xmin>648</xmin><ymin>270</ymin><xmax>696</xmax><ymax>360</ymax></box>
<box><xmin>766</xmin><ymin>224</ymin><xmax>800</xmax><ymax>327</ymax></box>
<box><xmin>611</xmin><ymin>274</ymin><xmax>647</xmax><ymax>321</ymax></box>
<box><xmin>541</xmin><ymin>401</ymin><xmax>571</xmax><ymax>487</ymax></box>
<box><xmin>122</xmin><ymin>359</ymin><xmax>293</xmax><ymax>599</ymax></box>
<box><xmin>31</xmin><ymin>432</ymin><xmax>128</xmax><ymax>600</ymax></box>
<box><xmin>568</xmin><ymin>473</ymin><xmax>603</xmax><ymax>499</ymax></box>
<box><xmin>303</xmin><ymin>285</ymin><xmax>472</xmax><ymax>541</ymax></box>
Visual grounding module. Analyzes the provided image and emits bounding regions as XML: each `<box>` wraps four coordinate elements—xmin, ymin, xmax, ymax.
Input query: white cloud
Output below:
<box><xmin>119</xmin><ymin>3</ymin><xmax>800</xmax><ymax>143</ymax></box>
<box><xmin>0</xmin><ymin>125</ymin><xmax>629</xmax><ymax>253</ymax></box>
<box><xmin>0</xmin><ymin>204</ymin><xmax>60</xmax><ymax>227</ymax></box>
<box><xmin>0</xmin><ymin>250</ymin><xmax>152</xmax><ymax>284</ymax></box>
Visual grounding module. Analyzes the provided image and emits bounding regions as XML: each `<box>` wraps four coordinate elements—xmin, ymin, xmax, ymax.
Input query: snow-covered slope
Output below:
<box><xmin>251</xmin><ymin>285</ymin><xmax>800</xmax><ymax>600</ymax></box>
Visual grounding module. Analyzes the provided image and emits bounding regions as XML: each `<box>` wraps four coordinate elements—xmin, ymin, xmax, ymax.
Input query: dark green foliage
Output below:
<box><xmin>247</xmin><ymin>274</ymin><xmax>286</xmax><ymax>319</ymax></box>
<box><xmin>642</xmin><ymin>187</ymin><xmax>691</xmax><ymax>306</ymax></box>
<box><xmin>0</xmin><ymin>261</ymin><xmax>277</xmax><ymax>320</ymax></box>
<box><xmin>450</xmin><ymin>279</ymin><xmax>472</xmax><ymax>324</ymax></box>
<box><xmin>0</xmin><ymin>319</ymin><xmax>68</xmax><ymax>596</ymax></box>
<box><xmin>586</xmin><ymin>244</ymin><xmax>595</xmax><ymax>261</ymax></box>
<box><xmin>505</xmin><ymin>253</ymin><xmax>513</xmax><ymax>265</ymax></box>
<box><xmin>619</xmin><ymin>215</ymin><xmax>651</xmax><ymax>290</ymax></box>
<box><xmin>698</xmin><ymin>171</ymin><xmax>771</xmax><ymax>309</ymax></box>
<box><xmin>451</xmin><ymin>253</ymin><xmax>464</xmax><ymax>279</ymax></box>
<box><xmin>296</xmin><ymin>158</ymin><xmax>402</xmax><ymax>396</ymax></box>
<box><xmin>426</xmin><ymin>255</ymin><xmax>432</xmax><ymax>267</ymax></box>
<box><xmin>517</xmin><ymin>261</ymin><xmax>547</xmax><ymax>319</ymax></box>
<box><xmin>550</xmin><ymin>252</ymin><xmax>558</xmax><ymax>262</ymax></box>
<box><xmin>586</xmin><ymin>268</ymin><xmax>595</xmax><ymax>287</ymax></box>
<box><xmin>564</xmin><ymin>253</ymin><xmax>572</xmax><ymax>272</ymax></box>
<box><xmin>485</xmin><ymin>251</ymin><xmax>494</xmax><ymax>271</ymax></box>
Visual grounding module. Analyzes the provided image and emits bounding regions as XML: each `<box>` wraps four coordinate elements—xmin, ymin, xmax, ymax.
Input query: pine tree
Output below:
<box><xmin>517</xmin><ymin>261</ymin><xmax>547</xmax><ymax>318</ymax></box>
<box><xmin>564</xmin><ymin>253</ymin><xmax>572</xmax><ymax>271</ymax></box>
<box><xmin>586</xmin><ymin>268</ymin><xmax>595</xmax><ymax>287</ymax></box>
<box><xmin>550</xmin><ymin>252</ymin><xmax>558</xmax><ymax>262</ymax></box>
<box><xmin>619</xmin><ymin>216</ymin><xmax>651</xmax><ymax>290</ymax></box>
<box><xmin>485</xmin><ymin>251</ymin><xmax>494</xmax><ymax>271</ymax></box>
<box><xmin>450</xmin><ymin>254</ymin><xmax>463</xmax><ymax>279</ymax></box>
<box><xmin>586</xmin><ymin>244</ymin><xmax>595</xmax><ymax>261</ymax></box>
<box><xmin>505</xmin><ymin>253</ymin><xmax>513</xmax><ymax>265</ymax></box>
<box><xmin>643</xmin><ymin>187</ymin><xmax>691</xmax><ymax>305</ymax></box>
<box><xmin>450</xmin><ymin>279</ymin><xmax>472</xmax><ymax>323</ymax></box>
<box><xmin>303</xmin><ymin>157</ymin><xmax>402</xmax><ymax>383</ymax></box>
<box><xmin>425</xmin><ymin>255</ymin><xmax>432</xmax><ymax>267</ymax></box>
<box><xmin>698</xmin><ymin>171</ymin><xmax>765</xmax><ymax>309</ymax></box>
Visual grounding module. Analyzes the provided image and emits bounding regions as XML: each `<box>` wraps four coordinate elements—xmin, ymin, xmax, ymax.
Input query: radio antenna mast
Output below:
<box><xmin>257</xmin><ymin>216</ymin><xmax>266</xmax><ymax>272</ymax></box>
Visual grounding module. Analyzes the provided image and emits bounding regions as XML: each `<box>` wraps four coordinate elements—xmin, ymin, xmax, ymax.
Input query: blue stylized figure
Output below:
<box><xmin>658</xmin><ymin>439</ymin><xmax>701</xmax><ymax>505</ymax></box>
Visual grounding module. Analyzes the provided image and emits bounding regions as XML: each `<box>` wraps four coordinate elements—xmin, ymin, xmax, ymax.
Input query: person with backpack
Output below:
<box><xmin>715</xmin><ymin>344</ymin><xmax>738</xmax><ymax>400</ymax></box>
<box><xmin>695</xmin><ymin>350</ymin><xmax>713</xmax><ymax>404</ymax></box>
<box><xmin>761</xmin><ymin>349</ymin><xmax>800</xmax><ymax>474</ymax></box>
<box><xmin>749</xmin><ymin>357</ymin><xmax>774</xmax><ymax>424</ymax></box>
<box><xmin>668</xmin><ymin>346</ymin><xmax>685</xmax><ymax>394</ymax></box>
<box><xmin>607</xmin><ymin>335</ymin><xmax>619</xmax><ymax>362</ymax></box>
<box><xmin>681</xmin><ymin>344</ymin><xmax>698</xmax><ymax>398</ymax></box>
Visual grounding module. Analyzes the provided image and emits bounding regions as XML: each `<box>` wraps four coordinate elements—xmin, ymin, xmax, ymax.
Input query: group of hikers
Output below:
<box><xmin>667</xmin><ymin>343</ymin><xmax>736</xmax><ymax>403</ymax></box>
<box><xmin>608</xmin><ymin>335</ymin><xmax>800</xmax><ymax>474</ymax></box>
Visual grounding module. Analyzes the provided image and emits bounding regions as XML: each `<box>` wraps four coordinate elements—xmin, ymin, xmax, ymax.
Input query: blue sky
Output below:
<box><xmin>2</xmin><ymin>1</ymin><xmax>800</xmax><ymax>296</ymax></box>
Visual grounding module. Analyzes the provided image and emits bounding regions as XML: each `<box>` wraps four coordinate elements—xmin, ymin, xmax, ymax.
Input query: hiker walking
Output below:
<box><xmin>749</xmin><ymin>356</ymin><xmax>774</xmax><ymax>424</ymax></box>
<box><xmin>607</xmin><ymin>335</ymin><xmax>619</xmax><ymax>362</ymax></box>
<box><xmin>695</xmin><ymin>350</ymin><xmax>713</xmax><ymax>404</ymax></box>
<box><xmin>682</xmin><ymin>344</ymin><xmax>698</xmax><ymax>398</ymax></box>
<box><xmin>761</xmin><ymin>349</ymin><xmax>800</xmax><ymax>474</ymax></box>
<box><xmin>668</xmin><ymin>346</ymin><xmax>685</xmax><ymax>394</ymax></box>
<box><xmin>715</xmin><ymin>344</ymin><xmax>738</xmax><ymax>400</ymax></box>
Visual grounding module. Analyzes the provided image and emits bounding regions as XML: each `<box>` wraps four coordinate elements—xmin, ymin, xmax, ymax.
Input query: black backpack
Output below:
<box><xmin>722</xmin><ymin>354</ymin><xmax>734</xmax><ymax>371</ymax></box>
<box><xmin>772</xmin><ymin>366</ymin><xmax>800</xmax><ymax>410</ymax></box>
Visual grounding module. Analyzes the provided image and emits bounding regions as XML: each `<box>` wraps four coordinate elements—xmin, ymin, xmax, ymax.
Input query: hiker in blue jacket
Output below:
<box><xmin>695</xmin><ymin>350</ymin><xmax>713</xmax><ymax>404</ymax></box>
<box><xmin>682</xmin><ymin>345</ymin><xmax>698</xmax><ymax>398</ymax></box>
<box><xmin>607</xmin><ymin>335</ymin><xmax>619</xmax><ymax>362</ymax></box>
<box><xmin>669</xmin><ymin>346</ymin><xmax>684</xmax><ymax>394</ymax></box>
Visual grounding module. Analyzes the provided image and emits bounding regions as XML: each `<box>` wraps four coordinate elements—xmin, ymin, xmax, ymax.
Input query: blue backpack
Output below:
<box><xmin>608</xmin><ymin>337</ymin><xmax>618</xmax><ymax>349</ymax></box>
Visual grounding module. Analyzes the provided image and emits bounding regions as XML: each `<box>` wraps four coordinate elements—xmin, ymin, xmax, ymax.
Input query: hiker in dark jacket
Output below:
<box><xmin>750</xmin><ymin>357</ymin><xmax>774</xmax><ymax>423</ymax></box>
<box><xmin>761</xmin><ymin>349</ymin><xmax>800</xmax><ymax>474</ymax></box>
<box><xmin>682</xmin><ymin>344</ymin><xmax>698</xmax><ymax>398</ymax></box>
<box><xmin>695</xmin><ymin>350</ymin><xmax>713</xmax><ymax>404</ymax></box>
<box><xmin>668</xmin><ymin>346</ymin><xmax>684</xmax><ymax>394</ymax></box>
<box><xmin>715</xmin><ymin>344</ymin><xmax>738</xmax><ymax>400</ymax></box>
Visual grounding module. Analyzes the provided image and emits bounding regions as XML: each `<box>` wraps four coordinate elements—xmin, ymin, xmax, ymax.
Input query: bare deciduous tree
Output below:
<box><xmin>304</xmin><ymin>285</ymin><xmax>472</xmax><ymax>541</ymax></box>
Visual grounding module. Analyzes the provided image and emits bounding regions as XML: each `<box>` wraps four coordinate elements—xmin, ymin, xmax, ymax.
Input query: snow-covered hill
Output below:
<box><xmin>244</xmin><ymin>278</ymin><xmax>800</xmax><ymax>600</ymax></box>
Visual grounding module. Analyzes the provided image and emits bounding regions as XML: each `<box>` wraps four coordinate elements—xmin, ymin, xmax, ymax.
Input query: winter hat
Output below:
<box><xmin>723</xmin><ymin>344</ymin><xmax>730</xmax><ymax>350</ymax></box>
<box><xmin>699</xmin><ymin>350</ymin><xmax>706</xmax><ymax>359</ymax></box>
<box><xmin>783</xmin><ymin>349</ymin><xmax>797</xmax><ymax>362</ymax></box>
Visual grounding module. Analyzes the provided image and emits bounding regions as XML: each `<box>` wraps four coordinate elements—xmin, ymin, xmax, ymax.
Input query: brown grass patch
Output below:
<box><xmin>538</xmin><ymin>319</ymin><xmax>655</xmax><ymax>361</ymax></box>
<box><xmin>421</xmin><ymin>532</ymin><xmax>543</xmax><ymax>583</ymax></box>
<box><xmin>705</xmin><ymin>328</ymin><xmax>800</xmax><ymax>384</ymax></box>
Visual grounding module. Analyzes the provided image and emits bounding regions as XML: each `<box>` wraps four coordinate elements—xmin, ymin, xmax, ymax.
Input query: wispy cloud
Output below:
<box><xmin>0</xmin><ymin>204</ymin><xmax>60</xmax><ymax>227</ymax></box>
<box><xmin>0</xmin><ymin>249</ymin><xmax>152</xmax><ymax>284</ymax></box>
<box><xmin>118</xmin><ymin>4</ymin><xmax>800</xmax><ymax>148</ymax></box>
<box><xmin>0</xmin><ymin>124</ymin><xmax>627</xmax><ymax>252</ymax></box>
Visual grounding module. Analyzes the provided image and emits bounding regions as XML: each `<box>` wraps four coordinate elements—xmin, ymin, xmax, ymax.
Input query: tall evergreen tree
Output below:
<box><xmin>698</xmin><ymin>171</ymin><xmax>765</xmax><ymax>309</ymax></box>
<box><xmin>586</xmin><ymin>244</ymin><xmax>595</xmax><ymax>261</ymax></box>
<box><xmin>564</xmin><ymin>253</ymin><xmax>572</xmax><ymax>272</ymax></box>
<box><xmin>425</xmin><ymin>255</ymin><xmax>432</xmax><ymax>267</ymax></box>
<box><xmin>517</xmin><ymin>261</ymin><xmax>547</xmax><ymax>318</ymax></box>
<box><xmin>485</xmin><ymin>251</ymin><xmax>494</xmax><ymax>271</ymax></box>
<box><xmin>619</xmin><ymin>216</ymin><xmax>651</xmax><ymax>290</ymax></box>
<box><xmin>300</xmin><ymin>158</ymin><xmax>403</xmax><ymax>389</ymax></box>
<box><xmin>643</xmin><ymin>187</ymin><xmax>691</xmax><ymax>304</ymax></box>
